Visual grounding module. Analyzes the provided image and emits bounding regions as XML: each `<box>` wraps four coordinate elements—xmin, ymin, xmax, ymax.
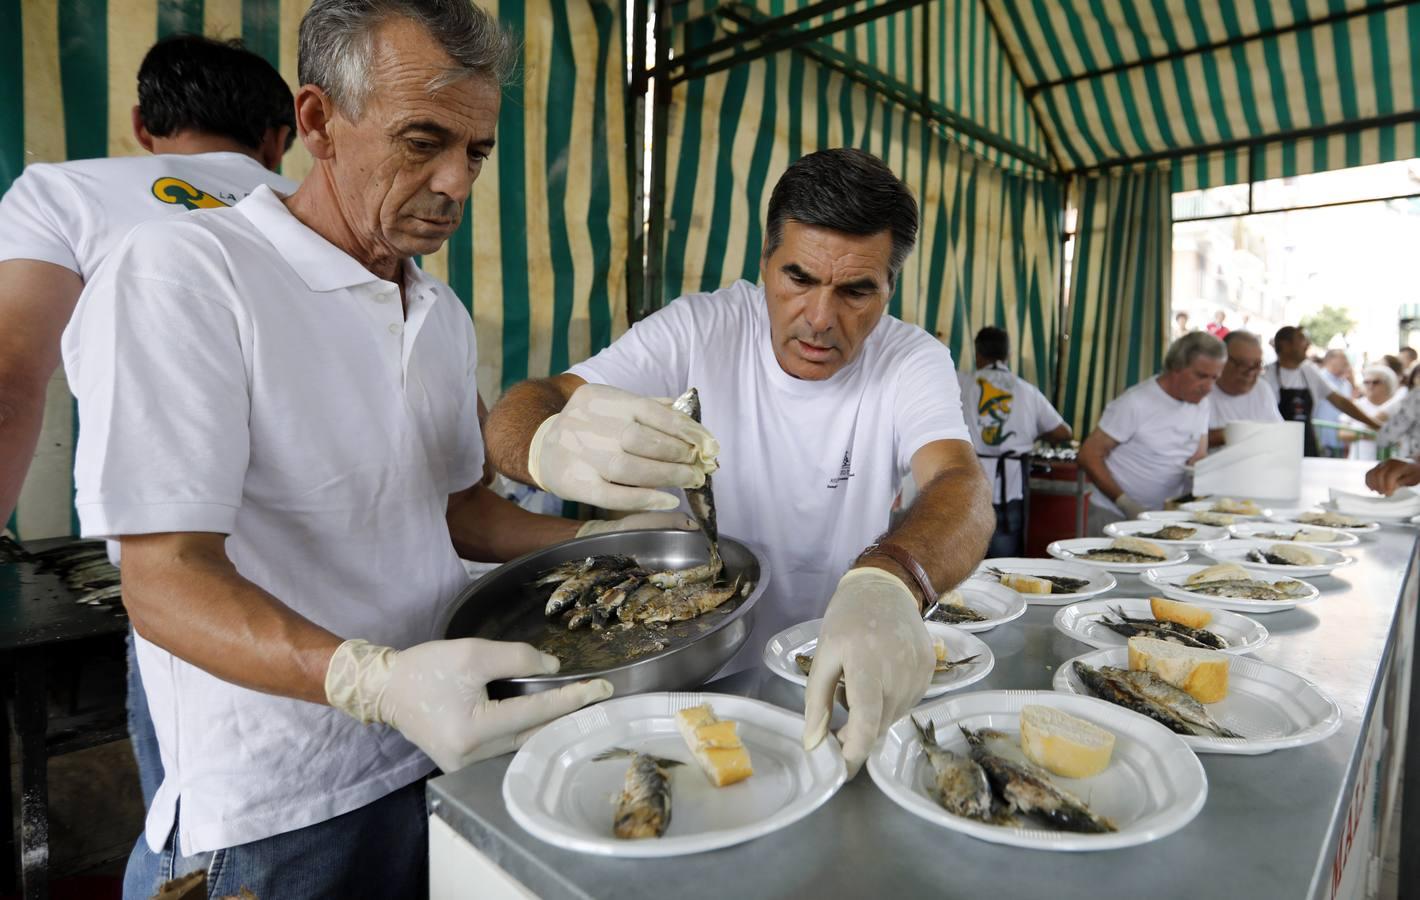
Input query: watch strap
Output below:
<box><xmin>857</xmin><ymin>541</ymin><xmax>936</xmax><ymax>610</ymax></box>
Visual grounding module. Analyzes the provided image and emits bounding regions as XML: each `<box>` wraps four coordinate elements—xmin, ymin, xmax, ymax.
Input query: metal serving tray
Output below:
<box><xmin>443</xmin><ymin>530</ymin><xmax>767</xmax><ymax>698</ymax></box>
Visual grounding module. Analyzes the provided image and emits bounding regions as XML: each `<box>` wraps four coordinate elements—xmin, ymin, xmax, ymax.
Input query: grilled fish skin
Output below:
<box><xmin>795</xmin><ymin>651</ymin><xmax>978</xmax><ymax>678</ymax></box>
<box><xmin>546</xmin><ymin>567</ymin><xmax>633</xmax><ymax>618</ymax></box>
<box><xmin>632</xmin><ymin>579</ymin><xmax>741</xmax><ymax>625</ymax></box>
<box><xmin>1136</xmin><ymin>525</ymin><xmax>1197</xmax><ymax>541</ymax></box>
<box><xmin>1246</xmin><ymin>549</ymin><xmax>1300</xmax><ymax>566</ymax></box>
<box><xmin>1182</xmin><ymin>578</ymin><xmax>1306</xmax><ymax>601</ymax></box>
<box><xmin>1106</xmin><ymin>667</ymin><xmax>1241</xmax><ymax>738</ymax></box>
<box><xmin>1072</xmin><ymin>662</ymin><xmax>1201</xmax><ymax>736</ymax></box>
<box><xmin>984</xmin><ymin>567</ymin><xmax>1089</xmax><ymax>594</ymax></box>
<box><xmin>671</xmin><ymin>388</ymin><xmax>719</xmax><ymax>558</ymax></box>
<box><xmin>1077</xmin><ymin>548</ymin><xmax>1167</xmax><ymax>563</ymax></box>
<box><xmin>914</xmin><ymin>718</ymin><xmax>994</xmax><ymax>821</ymax></box>
<box><xmin>647</xmin><ymin>558</ymin><xmax>722</xmax><ymax>590</ymax></box>
<box><xmin>926</xmin><ymin>603</ymin><xmax>988</xmax><ymax>624</ymax></box>
<box><xmin>594</xmin><ymin>748</ymin><xmax>684</xmax><ymax>839</ymax></box>
<box><xmin>1098</xmin><ymin>607</ymin><xmax>1227</xmax><ymax>650</ymax></box>
<box><xmin>961</xmin><ymin>727</ymin><xmax>1116</xmax><ymax>833</ymax></box>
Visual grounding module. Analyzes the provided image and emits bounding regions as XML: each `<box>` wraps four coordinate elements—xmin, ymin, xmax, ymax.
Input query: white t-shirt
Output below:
<box><xmin>1262</xmin><ymin>362</ymin><xmax>1334</xmax><ymax>410</ymax></box>
<box><xmin>1090</xmin><ymin>378</ymin><xmax>1210</xmax><ymax>513</ymax></box>
<box><xmin>0</xmin><ymin>152</ymin><xmax>296</xmax><ymax>278</ymax></box>
<box><xmin>63</xmin><ymin>185</ymin><xmax>483</xmax><ymax>854</ymax></box>
<box><xmin>569</xmin><ymin>281</ymin><xmax>971</xmax><ymax>672</ymax></box>
<box><xmin>1207</xmin><ymin>379</ymin><xmax>1282</xmax><ymax>430</ymax></box>
<box><xmin>958</xmin><ymin>363</ymin><xmax>1066</xmax><ymax>502</ymax></box>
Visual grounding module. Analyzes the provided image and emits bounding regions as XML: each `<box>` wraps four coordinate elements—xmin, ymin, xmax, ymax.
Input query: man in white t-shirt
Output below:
<box><xmin>1264</xmin><ymin>326</ymin><xmax>1379</xmax><ymax>456</ymax></box>
<box><xmin>959</xmin><ymin>325</ymin><xmax>1071</xmax><ymax>555</ymax></box>
<box><xmin>1207</xmin><ymin>330</ymin><xmax>1282</xmax><ymax>446</ymax></box>
<box><xmin>485</xmin><ymin>148</ymin><xmax>994</xmax><ymax>776</ymax></box>
<box><xmin>1079</xmin><ymin>332</ymin><xmax>1224</xmax><ymax>531</ymax></box>
<box><xmin>66</xmin><ymin>6</ymin><xmax>682</xmax><ymax>897</ymax></box>
<box><xmin>0</xmin><ymin>34</ymin><xmax>299</xmax><ymax>818</ymax></box>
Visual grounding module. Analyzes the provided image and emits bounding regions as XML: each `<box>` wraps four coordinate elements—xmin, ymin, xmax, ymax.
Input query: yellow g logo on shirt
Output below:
<box><xmin>976</xmin><ymin>376</ymin><xmax>1015</xmax><ymax>447</ymax></box>
<box><xmin>151</xmin><ymin>177</ymin><xmax>229</xmax><ymax>210</ymax></box>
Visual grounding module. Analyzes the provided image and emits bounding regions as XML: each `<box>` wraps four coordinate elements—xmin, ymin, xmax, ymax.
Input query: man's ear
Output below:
<box><xmin>294</xmin><ymin>85</ymin><xmax>339</xmax><ymax>161</ymax></box>
<box><xmin>132</xmin><ymin>106</ymin><xmax>155</xmax><ymax>153</ymax></box>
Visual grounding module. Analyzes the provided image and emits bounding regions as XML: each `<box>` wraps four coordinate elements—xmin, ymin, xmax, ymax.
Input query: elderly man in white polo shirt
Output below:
<box><xmin>64</xmin><ymin>3</ymin><xmax>684</xmax><ymax>897</ymax></box>
<box><xmin>1206</xmin><ymin>330</ymin><xmax>1282</xmax><ymax>446</ymax></box>
<box><xmin>1079</xmin><ymin>332</ymin><xmax>1224</xmax><ymax>531</ymax></box>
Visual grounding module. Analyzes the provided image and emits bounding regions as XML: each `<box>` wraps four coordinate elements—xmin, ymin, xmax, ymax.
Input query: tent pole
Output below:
<box><xmin>643</xmin><ymin>0</ymin><xmax>671</xmax><ymax>319</ymax></box>
<box><xmin>625</xmin><ymin>0</ymin><xmax>649</xmax><ymax>323</ymax></box>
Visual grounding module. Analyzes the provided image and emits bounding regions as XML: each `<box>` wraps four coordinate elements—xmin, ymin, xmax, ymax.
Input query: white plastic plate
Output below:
<box><xmin>1051</xmin><ymin>597</ymin><xmax>1268</xmax><ymax>655</ymax></box>
<box><xmin>1226</xmin><ymin>521</ymin><xmax>1359</xmax><ymax>548</ymax></box>
<box><xmin>929</xmin><ymin>581</ymin><xmax>1028</xmax><ymax>633</ymax></box>
<box><xmin>1141</xmin><ymin>563</ymin><xmax>1320</xmax><ymax>613</ymax></box>
<box><xmin>762</xmin><ymin>619</ymin><xmax>994</xmax><ymax>698</ymax></box>
<box><xmin>1139</xmin><ymin>509</ymin><xmax>1246</xmax><ymax>527</ymax></box>
<box><xmin>1053</xmin><ymin>647</ymin><xmax>1342</xmax><ymax>755</ymax></box>
<box><xmin>1047</xmin><ymin>537</ymin><xmax>1189</xmax><ymax>572</ymax></box>
<box><xmin>1103</xmin><ymin>518</ymin><xmax>1230</xmax><ymax>548</ymax></box>
<box><xmin>1263</xmin><ymin>507</ymin><xmax>1381</xmax><ymax>534</ymax></box>
<box><xmin>867</xmin><ymin>690</ymin><xmax>1206</xmax><ymax>851</ymax></box>
<box><xmin>1198</xmin><ymin>539</ymin><xmax>1354</xmax><ymax>578</ymax></box>
<box><xmin>971</xmin><ymin>557</ymin><xmax>1117</xmax><ymax>605</ymax></box>
<box><xmin>1178</xmin><ymin>499</ymin><xmax>1265</xmax><ymax>518</ymax></box>
<box><xmin>502</xmin><ymin>693</ymin><xmax>846</xmax><ymax>857</ymax></box>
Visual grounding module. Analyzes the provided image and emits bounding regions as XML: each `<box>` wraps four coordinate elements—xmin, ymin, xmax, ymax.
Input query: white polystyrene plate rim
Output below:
<box><xmin>1321</xmin><ymin>497</ymin><xmax>1419</xmax><ymax>523</ymax></box>
<box><xmin>1050</xmin><ymin>597</ymin><xmax>1269</xmax><ymax>655</ymax></box>
<box><xmin>760</xmin><ymin>620</ymin><xmax>995</xmax><ymax>697</ymax></box>
<box><xmin>946</xmin><ymin>581</ymin><xmax>1030</xmax><ymax>632</ymax></box>
<box><xmin>1139</xmin><ymin>564</ymin><xmax>1320</xmax><ymax>612</ymax></box>
<box><xmin>1264</xmin><ymin>508</ymin><xmax>1382</xmax><ymax>532</ymax></box>
<box><xmin>1047</xmin><ymin>538</ymin><xmax>1190</xmax><ymax>572</ymax></box>
<box><xmin>502</xmin><ymin>692</ymin><xmax>847</xmax><ymax>857</ymax></box>
<box><xmin>1050</xmin><ymin>647</ymin><xmax>1343</xmax><ymax>755</ymax></box>
<box><xmin>866</xmin><ymin>689</ymin><xmax>1208</xmax><ymax>851</ymax></box>
<box><xmin>1224</xmin><ymin>522</ymin><xmax>1360</xmax><ymax>548</ymax></box>
<box><xmin>973</xmin><ymin>557</ymin><xmax>1118</xmax><ymax>605</ymax></box>
<box><xmin>1102</xmin><ymin>519</ymin><xmax>1229</xmax><ymax>547</ymax></box>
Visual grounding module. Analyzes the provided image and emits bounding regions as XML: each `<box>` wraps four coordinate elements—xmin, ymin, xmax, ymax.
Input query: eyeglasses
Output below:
<box><xmin>1226</xmin><ymin>358</ymin><xmax>1263</xmax><ymax>374</ymax></box>
<box><xmin>1364</xmin><ymin>379</ymin><xmax>1384</xmax><ymax>386</ymax></box>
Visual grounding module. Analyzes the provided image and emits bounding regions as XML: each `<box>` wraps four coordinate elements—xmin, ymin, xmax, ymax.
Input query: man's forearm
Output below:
<box><xmin>121</xmin><ymin>533</ymin><xmax>342</xmax><ymax>705</ymax></box>
<box><xmin>1079</xmin><ymin>449</ymin><xmax>1124</xmax><ymax>502</ymax></box>
<box><xmin>859</xmin><ymin>466</ymin><xmax>993</xmax><ymax>607</ymax></box>
<box><xmin>447</xmin><ymin>482</ymin><xmax>580</xmax><ymax>562</ymax></box>
<box><xmin>1333</xmin><ymin>394</ymin><xmax>1381</xmax><ymax>431</ymax></box>
<box><xmin>0</xmin><ymin>383</ymin><xmax>47</xmax><ymax>527</ymax></box>
<box><xmin>484</xmin><ymin>376</ymin><xmax>582</xmax><ymax>484</ymax></box>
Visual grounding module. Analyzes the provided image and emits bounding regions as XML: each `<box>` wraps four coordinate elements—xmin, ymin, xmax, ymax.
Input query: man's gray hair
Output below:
<box><xmin>299</xmin><ymin>0</ymin><xmax>517</xmax><ymax>118</ymax></box>
<box><xmin>1223</xmin><ymin>330</ymin><xmax>1261</xmax><ymax>349</ymax></box>
<box><xmin>1163</xmin><ymin>330</ymin><xmax>1226</xmax><ymax>372</ymax></box>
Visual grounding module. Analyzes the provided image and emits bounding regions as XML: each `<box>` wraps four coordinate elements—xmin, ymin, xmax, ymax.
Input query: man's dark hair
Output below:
<box><xmin>1274</xmin><ymin>325</ymin><xmax>1305</xmax><ymax>347</ymax></box>
<box><xmin>763</xmin><ymin>148</ymin><xmax>918</xmax><ymax>285</ymax></box>
<box><xmin>975</xmin><ymin>326</ymin><xmax>1010</xmax><ymax>363</ymax></box>
<box><xmin>138</xmin><ymin>34</ymin><xmax>296</xmax><ymax>151</ymax></box>
<box><xmin>1401</xmin><ymin>347</ymin><xmax>1417</xmax><ymax>361</ymax></box>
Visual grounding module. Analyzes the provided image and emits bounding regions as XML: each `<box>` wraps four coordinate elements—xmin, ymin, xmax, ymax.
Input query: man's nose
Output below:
<box><xmin>803</xmin><ymin>288</ymin><xmax>834</xmax><ymax>333</ymax></box>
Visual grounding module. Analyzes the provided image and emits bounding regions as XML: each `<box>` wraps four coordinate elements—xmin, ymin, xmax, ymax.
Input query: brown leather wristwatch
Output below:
<box><xmin>856</xmin><ymin>541</ymin><xmax>937</xmax><ymax>613</ymax></box>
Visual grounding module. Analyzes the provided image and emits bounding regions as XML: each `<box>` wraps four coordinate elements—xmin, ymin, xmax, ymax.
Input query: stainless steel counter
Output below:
<box><xmin>429</xmin><ymin>459</ymin><xmax>1418</xmax><ymax>899</ymax></box>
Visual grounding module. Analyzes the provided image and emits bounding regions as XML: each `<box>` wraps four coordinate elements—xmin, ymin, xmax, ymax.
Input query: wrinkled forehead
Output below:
<box><xmin>775</xmin><ymin>222</ymin><xmax>894</xmax><ymax>282</ymax></box>
<box><xmin>361</xmin><ymin>20</ymin><xmax>500</xmax><ymax>132</ymax></box>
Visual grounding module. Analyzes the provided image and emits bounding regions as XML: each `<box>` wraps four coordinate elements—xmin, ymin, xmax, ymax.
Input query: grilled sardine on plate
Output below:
<box><xmin>594</xmin><ymin>748</ymin><xmax>684</xmax><ymax>839</ymax></box>
<box><xmin>961</xmin><ymin>727</ymin><xmax>1116</xmax><ymax>833</ymax></box>
<box><xmin>913</xmin><ymin>718</ymin><xmax>994</xmax><ymax>821</ymax></box>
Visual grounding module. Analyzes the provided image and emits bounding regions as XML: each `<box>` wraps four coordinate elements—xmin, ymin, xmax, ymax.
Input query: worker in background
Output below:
<box><xmin>1399</xmin><ymin>346</ymin><xmax>1417</xmax><ymax>381</ymax></box>
<box><xmin>1264</xmin><ymin>326</ymin><xmax>1379</xmax><ymax>457</ymax></box>
<box><xmin>1206</xmin><ymin>331</ymin><xmax>1281</xmax><ymax>447</ymax></box>
<box><xmin>959</xmin><ymin>326</ymin><xmax>1071</xmax><ymax>555</ymax></box>
<box><xmin>1313</xmin><ymin>349</ymin><xmax>1353</xmax><ymax>458</ymax></box>
<box><xmin>1078</xmin><ymin>331</ymin><xmax>1223</xmax><ymax>532</ymax></box>
<box><xmin>1206</xmin><ymin>310</ymin><xmax>1229</xmax><ymax>339</ymax></box>
<box><xmin>1173</xmin><ymin>310</ymin><xmax>1191</xmax><ymax>340</ymax></box>
<box><xmin>1340</xmin><ymin>366</ymin><xmax>1399</xmax><ymax>461</ymax></box>
<box><xmin>0</xmin><ymin>34</ymin><xmax>298</xmax><ymax>813</ymax></box>
<box><xmin>485</xmin><ymin>148</ymin><xmax>994</xmax><ymax>777</ymax></box>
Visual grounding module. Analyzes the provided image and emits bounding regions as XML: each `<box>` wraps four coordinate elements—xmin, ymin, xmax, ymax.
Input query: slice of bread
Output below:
<box><xmin>1127</xmin><ymin>636</ymin><xmax>1229</xmax><ymax>703</ymax></box>
<box><xmin>1149</xmin><ymin>596</ymin><xmax>1213</xmax><ymax>629</ymax></box>
<box><xmin>1213</xmin><ymin>497</ymin><xmax>1260</xmax><ymax>515</ymax></box>
<box><xmin>940</xmin><ymin>589</ymin><xmax>966</xmax><ymax>607</ymax></box>
<box><xmin>1019</xmin><ymin>705</ymin><xmax>1116</xmax><ymax>778</ymax></box>
<box><xmin>675</xmin><ymin>704</ymin><xmax>753</xmax><ymax>787</ymax></box>
<box><xmin>1190</xmin><ymin>511</ymin><xmax>1238</xmax><ymax>526</ymax></box>
<box><xmin>1291</xmin><ymin>529</ymin><xmax>1336</xmax><ymax>543</ymax></box>
<box><xmin>1184</xmin><ymin>562</ymin><xmax>1249</xmax><ymax>586</ymax></box>
<box><xmin>1111</xmin><ymin>536</ymin><xmax>1167</xmax><ymax>559</ymax></box>
<box><xmin>1267</xmin><ymin>543</ymin><xmax>1323</xmax><ymax>566</ymax></box>
<box><xmin>1000</xmin><ymin>573</ymin><xmax>1053</xmax><ymax>594</ymax></box>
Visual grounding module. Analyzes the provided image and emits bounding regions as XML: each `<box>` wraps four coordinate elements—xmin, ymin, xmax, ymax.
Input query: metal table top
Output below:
<box><xmin>0</xmin><ymin>537</ymin><xmax>127</xmax><ymax>651</ymax></box>
<box><xmin>429</xmin><ymin>459</ymin><xmax>1417</xmax><ymax>899</ymax></box>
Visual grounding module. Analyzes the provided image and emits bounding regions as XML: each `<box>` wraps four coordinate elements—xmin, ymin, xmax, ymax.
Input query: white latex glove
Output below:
<box><xmin>802</xmin><ymin>568</ymin><xmax>934</xmax><ymax>777</ymax></box>
<box><xmin>1115</xmin><ymin>493</ymin><xmax>1146</xmax><ymax>519</ymax></box>
<box><xmin>576</xmin><ymin>511</ymin><xmax>697</xmax><ymax>537</ymax></box>
<box><xmin>528</xmin><ymin>384</ymin><xmax>719</xmax><ymax>512</ymax></box>
<box><xmin>325</xmin><ymin>638</ymin><xmax>612</xmax><ymax>773</ymax></box>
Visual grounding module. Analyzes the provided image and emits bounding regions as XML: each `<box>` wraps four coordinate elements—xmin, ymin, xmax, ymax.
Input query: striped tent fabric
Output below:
<box><xmin>983</xmin><ymin>0</ymin><xmax>1420</xmax><ymax>189</ymax></box>
<box><xmin>2</xmin><ymin>0</ymin><xmax>628</xmax><ymax>538</ymax></box>
<box><xmin>1058</xmin><ymin>167</ymin><xmax>1173</xmax><ymax>434</ymax></box>
<box><xmin>662</xmin><ymin>14</ymin><xmax>1063</xmax><ymax>390</ymax></box>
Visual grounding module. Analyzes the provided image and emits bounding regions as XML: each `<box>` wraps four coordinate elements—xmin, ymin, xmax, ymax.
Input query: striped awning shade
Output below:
<box><xmin>2</xmin><ymin>0</ymin><xmax>627</xmax><ymax>538</ymax></box>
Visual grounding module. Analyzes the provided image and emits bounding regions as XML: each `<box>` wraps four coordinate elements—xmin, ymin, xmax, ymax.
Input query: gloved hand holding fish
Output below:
<box><xmin>527</xmin><ymin>383</ymin><xmax>721</xmax><ymax>512</ymax></box>
<box><xmin>324</xmin><ymin>637</ymin><xmax>614</xmax><ymax>774</ymax></box>
<box><xmin>802</xmin><ymin>568</ymin><xmax>936</xmax><ymax>777</ymax></box>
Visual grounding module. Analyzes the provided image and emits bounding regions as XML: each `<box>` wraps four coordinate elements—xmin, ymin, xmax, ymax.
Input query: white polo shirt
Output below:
<box><xmin>0</xmin><ymin>152</ymin><xmax>296</xmax><ymax>278</ymax></box>
<box><xmin>569</xmin><ymin>281</ymin><xmax>971</xmax><ymax>672</ymax></box>
<box><xmin>958</xmin><ymin>362</ymin><xmax>1067</xmax><ymax>502</ymax></box>
<box><xmin>1090</xmin><ymin>378</ymin><xmax>1210</xmax><ymax>513</ymax></box>
<box><xmin>63</xmin><ymin>185</ymin><xmax>483</xmax><ymax>854</ymax></box>
<box><xmin>1207</xmin><ymin>379</ymin><xmax>1282</xmax><ymax>430</ymax></box>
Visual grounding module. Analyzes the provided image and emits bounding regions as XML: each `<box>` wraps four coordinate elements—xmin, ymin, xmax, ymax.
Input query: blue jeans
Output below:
<box><xmin>122</xmin><ymin>778</ymin><xmax>428</xmax><ymax>899</ymax></box>
<box><xmin>127</xmin><ymin>628</ymin><xmax>164</xmax><ymax>809</ymax></box>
